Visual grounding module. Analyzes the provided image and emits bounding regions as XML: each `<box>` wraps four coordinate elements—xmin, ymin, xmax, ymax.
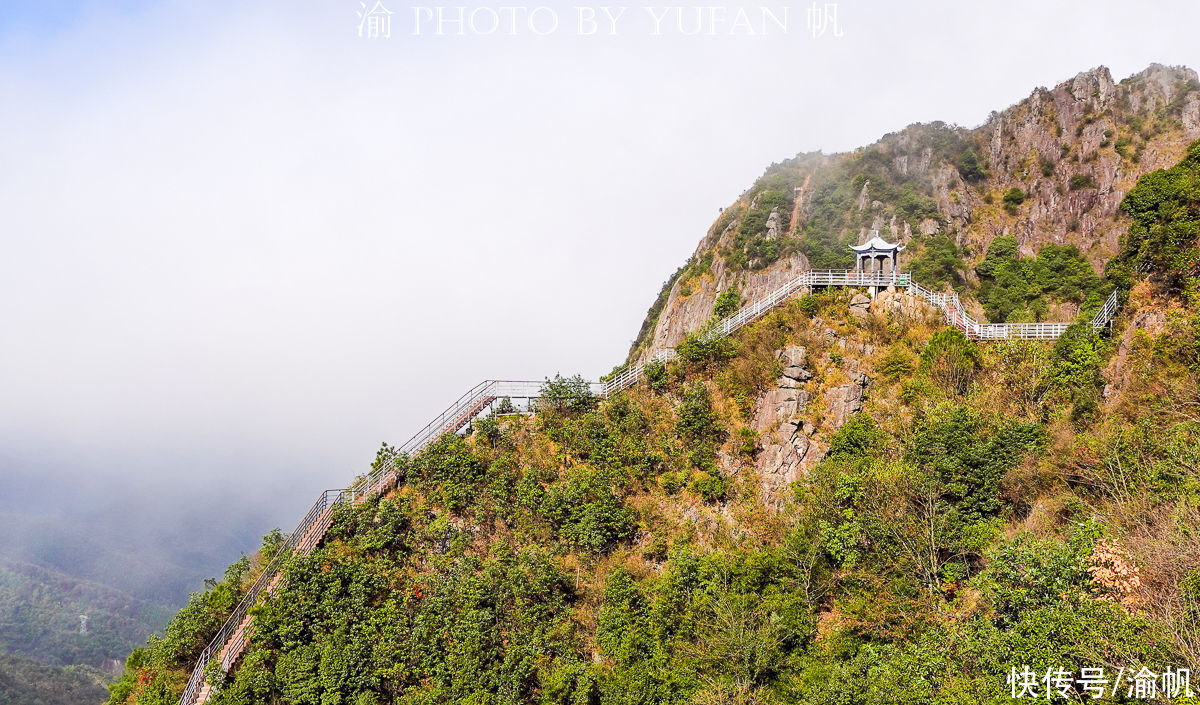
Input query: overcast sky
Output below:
<box><xmin>2</xmin><ymin>0</ymin><xmax>1198</xmax><ymax>546</ymax></box>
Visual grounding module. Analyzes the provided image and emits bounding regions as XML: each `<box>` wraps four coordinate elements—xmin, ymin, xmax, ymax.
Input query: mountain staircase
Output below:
<box><xmin>176</xmin><ymin>269</ymin><xmax>1122</xmax><ymax>704</ymax></box>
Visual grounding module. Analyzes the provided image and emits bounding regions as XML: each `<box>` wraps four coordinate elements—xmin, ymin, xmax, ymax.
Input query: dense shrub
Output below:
<box><xmin>410</xmin><ymin>435</ymin><xmax>486</xmax><ymax>511</ymax></box>
<box><xmin>1002</xmin><ymin>187</ymin><xmax>1026</xmax><ymax>214</ymax></box>
<box><xmin>909</xmin><ymin>235</ymin><xmax>966</xmax><ymax>290</ymax></box>
<box><xmin>984</xmin><ymin>535</ymin><xmax>1090</xmax><ymax>625</ymax></box>
<box><xmin>538</xmin><ymin>374</ymin><xmax>596</xmax><ymax>414</ymax></box>
<box><xmin>675</xmin><ymin>383</ymin><xmax>722</xmax><ymax>442</ymax></box>
<box><xmin>919</xmin><ymin>328</ymin><xmax>981</xmax><ymax>393</ymax></box>
<box><xmin>956</xmin><ymin>148</ymin><xmax>988</xmax><ymax>182</ymax></box>
<box><xmin>544</xmin><ymin>467</ymin><xmax>635</xmax><ymax>552</ymax></box>
<box><xmin>976</xmin><ymin>241</ymin><xmax>1102</xmax><ymax>322</ymax></box>
<box><xmin>906</xmin><ymin>405</ymin><xmax>1044</xmax><ymax>524</ymax></box>
<box><xmin>1115</xmin><ymin>139</ymin><xmax>1200</xmax><ymax>293</ymax></box>
<box><xmin>878</xmin><ymin>346</ymin><xmax>916</xmax><ymax>380</ymax></box>
<box><xmin>713</xmin><ymin>288</ymin><xmax>742</xmax><ymax>319</ymax></box>
<box><xmin>1044</xmin><ymin>322</ymin><xmax>1104</xmax><ymax>397</ymax></box>
<box><xmin>676</xmin><ymin>331</ymin><xmax>738</xmax><ymax>366</ymax></box>
<box><xmin>644</xmin><ymin>359</ymin><xmax>669</xmax><ymax>391</ymax></box>
<box><xmin>826</xmin><ymin>414</ymin><xmax>883</xmax><ymax>460</ymax></box>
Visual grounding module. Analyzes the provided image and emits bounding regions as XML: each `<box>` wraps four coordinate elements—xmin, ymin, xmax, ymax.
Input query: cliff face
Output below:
<box><xmin>111</xmin><ymin>69</ymin><xmax>1200</xmax><ymax>705</ymax></box>
<box><xmin>632</xmin><ymin>64</ymin><xmax>1200</xmax><ymax>361</ymax></box>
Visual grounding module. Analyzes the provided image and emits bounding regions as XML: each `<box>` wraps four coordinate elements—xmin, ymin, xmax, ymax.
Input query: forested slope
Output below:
<box><xmin>110</xmin><ymin>111</ymin><xmax>1200</xmax><ymax>705</ymax></box>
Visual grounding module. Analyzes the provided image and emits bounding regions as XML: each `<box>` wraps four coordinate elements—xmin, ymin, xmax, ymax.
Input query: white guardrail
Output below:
<box><xmin>177</xmin><ymin>268</ymin><xmax>1123</xmax><ymax>704</ymax></box>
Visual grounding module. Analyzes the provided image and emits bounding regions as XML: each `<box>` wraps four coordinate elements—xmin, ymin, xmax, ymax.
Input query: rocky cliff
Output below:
<box><xmin>631</xmin><ymin>64</ymin><xmax>1200</xmax><ymax>361</ymax></box>
<box><xmin>110</xmin><ymin>65</ymin><xmax>1200</xmax><ymax>705</ymax></box>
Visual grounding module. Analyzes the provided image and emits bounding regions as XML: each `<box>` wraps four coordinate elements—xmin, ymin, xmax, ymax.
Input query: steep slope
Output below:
<box><xmin>108</xmin><ymin>69</ymin><xmax>1199</xmax><ymax>705</ymax></box>
<box><xmin>0</xmin><ymin>558</ymin><xmax>172</xmax><ymax>672</ymax></box>
<box><xmin>111</xmin><ymin>270</ymin><xmax>1198</xmax><ymax>704</ymax></box>
<box><xmin>0</xmin><ymin>652</ymin><xmax>108</xmax><ymax>705</ymax></box>
<box><xmin>631</xmin><ymin>64</ymin><xmax>1200</xmax><ymax>361</ymax></box>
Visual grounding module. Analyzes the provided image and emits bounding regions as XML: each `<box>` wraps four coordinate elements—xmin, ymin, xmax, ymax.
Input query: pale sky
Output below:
<box><xmin>1</xmin><ymin>0</ymin><xmax>1198</xmax><ymax>548</ymax></box>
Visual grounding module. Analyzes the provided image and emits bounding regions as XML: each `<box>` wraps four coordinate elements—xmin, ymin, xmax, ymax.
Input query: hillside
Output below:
<box><xmin>108</xmin><ymin>68</ymin><xmax>1198</xmax><ymax>705</ymax></box>
<box><xmin>0</xmin><ymin>651</ymin><xmax>108</xmax><ymax>705</ymax></box>
<box><xmin>0</xmin><ymin>490</ymin><xmax>259</xmax><ymax>704</ymax></box>
<box><xmin>630</xmin><ymin>64</ymin><xmax>1200</xmax><ymax>361</ymax></box>
<box><xmin>0</xmin><ymin>558</ymin><xmax>172</xmax><ymax>670</ymax></box>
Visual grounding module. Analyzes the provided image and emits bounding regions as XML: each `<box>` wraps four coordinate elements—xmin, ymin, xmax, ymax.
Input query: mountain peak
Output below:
<box><xmin>629</xmin><ymin>64</ymin><xmax>1200</xmax><ymax>362</ymax></box>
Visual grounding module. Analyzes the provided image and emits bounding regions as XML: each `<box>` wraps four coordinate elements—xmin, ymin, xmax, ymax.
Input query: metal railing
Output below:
<box><xmin>179</xmin><ymin>267</ymin><xmax>1124</xmax><ymax>704</ymax></box>
<box><xmin>903</xmin><ymin>279</ymin><xmax>1101</xmax><ymax>341</ymax></box>
<box><xmin>599</xmin><ymin>349</ymin><xmax>676</xmax><ymax>397</ymax></box>
<box><xmin>397</xmin><ymin>380</ymin><xmax>543</xmax><ymax>457</ymax></box>
<box><xmin>177</xmin><ymin>489</ymin><xmax>347</xmax><ymax>705</ymax></box>
<box><xmin>1090</xmin><ymin>289</ymin><xmax>1122</xmax><ymax>332</ymax></box>
<box><xmin>976</xmin><ymin>322</ymin><xmax>1074</xmax><ymax>340</ymax></box>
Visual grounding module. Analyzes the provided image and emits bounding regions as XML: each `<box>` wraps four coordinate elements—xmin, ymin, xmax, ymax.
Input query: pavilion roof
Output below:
<box><xmin>849</xmin><ymin>235</ymin><xmax>905</xmax><ymax>252</ymax></box>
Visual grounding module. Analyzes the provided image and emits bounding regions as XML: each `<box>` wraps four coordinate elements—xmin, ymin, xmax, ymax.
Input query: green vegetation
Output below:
<box><xmin>956</xmin><ymin>147</ymin><xmax>988</xmax><ymax>183</ymax></box>
<box><xmin>676</xmin><ymin>329</ymin><xmax>738</xmax><ymax>366</ymax></box>
<box><xmin>0</xmin><ymin>651</ymin><xmax>108</xmax><ymax>705</ymax></box>
<box><xmin>1069</xmin><ymin>173</ymin><xmax>1097</xmax><ymax>190</ymax></box>
<box><xmin>738</xmin><ymin>188</ymin><xmax>791</xmax><ymax>237</ymax></box>
<box><xmin>877</xmin><ymin>345</ymin><xmax>915</xmax><ymax>380</ymax></box>
<box><xmin>908</xmin><ymin>234</ymin><xmax>967</xmax><ymax>290</ymax></box>
<box><xmin>1001</xmin><ymin>187</ymin><xmax>1026</xmax><ymax>214</ymax></box>
<box><xmin>109</xmin><ymin>140</ymin><xmax>1200</xmax><ymax>705</ymax></box>
<box><xmin>795</xmin><ymin>294</ymin><xmax>819</xmax><ymax>317</ymax></box>
<box><xmin>725</xmin><ymin>173</ymin><xmax>801</xmax><ymax>271</ymax></box>
<box><xmin>0</xmin><ymin>558</ymin><xmax>171</xmax><ymax>669</ymax></box>
<box><xmin>919</xmin><ymin>328</ymin><xmax>981</xmax><ymax>394</ymax></box>
<box><xmin>712</xmin><ymin>288</ymin><xmax>742</xmax><ymax>319</ymax></box>
<box><xmin>975</xmin><ymin>237</ymin><xmax>1104</xmax><ymax>322</ymax></box>
<box><xmin>106</xmin><ymin>534</ymin><xmax>284</xmax><ymax>705</ymax></box>
<box><xmin>537</xmin><ymin>374</ymin><xmax>596</xmax><ymax>414</ymax></box>
<box><xmin>110</xmin><ymin>275</ymin><xmax>1200</xmax><ymax>704</ymax></box>
<box><xmin>1114</xmin><ymin>139</ymin><xmax>1200</xmax><ymax>295</ymax></box>
<box><xmin>749</xmin><ymin>124</ymin><xmax>969</xmax><ymax>270</ymax></box>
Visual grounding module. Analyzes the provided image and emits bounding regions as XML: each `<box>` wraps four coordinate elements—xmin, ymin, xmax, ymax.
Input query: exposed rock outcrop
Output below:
<box><xmin>765</xmin><ymin>208</ymin><xmax>782</xmax><ymax>239</ymax></box>
<box><xmin>632</xmin><ymin>65</ymin><xmax>1200</xmax><ymax>364</ymax></box>
<box><xmin>752</xmin><ymin>346</ymin><xmax>816</xmax><ymax>506</ymax></box>
<box><xmin>751</xmin><ymin>343</ymin><xmax>873</xmax><ymax>507</ymax></box>
<box><xmin>849</xmin><ymin>294</ymin><xmax>871</xmax><ymax>320</ymax></box>
<box><xmin>826</xmin><ymin>371</ymin><xmax>871</xmax><ymax>428</ymax></box>
<box><xmin>645</xmin><ymin>253</ymin><xmax>810</xmax><ymax>356</ymax></box>
<box><xmin>870</xmin><ymin>287</ymin><xmax>942</xmax><ymax>322</ymax></box>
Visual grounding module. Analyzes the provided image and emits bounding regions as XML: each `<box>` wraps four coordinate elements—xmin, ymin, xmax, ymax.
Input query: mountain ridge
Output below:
<box><xmin>630</xmin><ymin>63</ymin><xmax>1200</xmax><ymax>363</ymax></box>
<box><xmin>105</xmin><ymin>65</ymin><xmax>1200</xmax><ymax>705</ymax></box>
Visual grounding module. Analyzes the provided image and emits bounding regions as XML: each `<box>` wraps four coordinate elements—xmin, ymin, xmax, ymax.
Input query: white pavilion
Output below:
<box><xmin>850</xmin><ymin>230</ymin><xmax>905</xmax><ymax>274</ymax></box>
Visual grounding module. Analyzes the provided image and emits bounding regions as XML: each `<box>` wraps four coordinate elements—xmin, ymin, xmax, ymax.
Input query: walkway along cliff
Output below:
<box><xmin>176</xmin><ymin>266</ymin><xmax>1123</xmax><ymax>705</ymax></box>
